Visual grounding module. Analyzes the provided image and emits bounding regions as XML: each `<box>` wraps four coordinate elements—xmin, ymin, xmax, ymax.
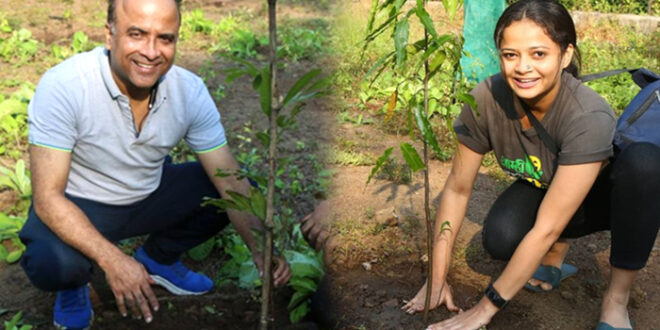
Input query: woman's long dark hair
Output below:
<box><xmin>494</xmin><ymin>0</ymin><xmax>581</xmax><ymax>77</ymax></box>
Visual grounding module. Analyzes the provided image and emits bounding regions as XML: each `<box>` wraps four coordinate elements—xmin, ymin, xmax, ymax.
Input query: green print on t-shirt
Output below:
<box><xmin>501</xmin><ymin>155</ymin><xmax>546</xmax><ymax>188</ymax></box>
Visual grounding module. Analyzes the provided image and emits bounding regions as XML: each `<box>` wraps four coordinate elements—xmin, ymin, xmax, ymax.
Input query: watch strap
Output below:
<box><xmin>484</xmin><ymin>283</ymin><xmax>508</xmax><ymax>309</ymax></box>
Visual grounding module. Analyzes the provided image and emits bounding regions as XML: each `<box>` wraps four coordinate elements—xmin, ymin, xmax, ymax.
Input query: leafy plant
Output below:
<box><xmin>71</xmin><ymin>31</ymin><xmax>95</xmax><ymax>54</ymax></box>
<box><xmin>228</xmin><ymin>29</ymin><xmax>268</xmax><ymax>59</ymax></box>
<box><xmin>182</xmin><ymin>9</ymin><xmax>216</xmax><ymax>36</ymax></box>
<box><xmin>0</xmin><ymin>83</ymin><xmax>33</xmax><ymax>159</ymax></box>
<box><xmin>277</xmin><ymin>24</ymin><xmax>327</xmax><ymax>62</ymax></box>
<box><xmin>580</xmin><ymin>25</ymin><xmax>659</xmax><ymax>115</ymax></box>
<box><xmin>0</xmin><ymin>159</ymin><xmax>31</xmax><ymax>264</ymax></box>
<box><xmin>50</xmin><ymin>31</ymin><xmax>98</xmax><ymax>61</ymax></box>
<box><xmin>205</xmin><ymin>1</ymin><xmax>328</xmax><ymax>326</ymax></box>
<box><xmin>0</xmin><ymin>27</ymin><xmax>39</xmax><ymax>65</ymax></box>
<box><xmin>3</xmin><ymin>311</ymin><xmax>33</xmax><ymax>330</ymax></box>
<box><xmin>362</xmin><ymin>0</ymin><xmax>470</xmax><ymax>322</ymax></box>
<box><xmin>214</xmin><ymin>225</ymin><xmax>323</xmax><ymax>323</ymax></box>
<box><xmin>0</xmin><ymin>213</ymin><xmax>27</xmax><ymax>264</ymax></box>
<box><xmin>0</xmin><ymin>160</ymin><xmax>31</xmax><ymax>214</ymax></box>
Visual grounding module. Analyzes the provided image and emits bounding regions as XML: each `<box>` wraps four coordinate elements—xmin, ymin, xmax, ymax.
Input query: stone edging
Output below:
<box><xmin>571</xmin><ymin>10</ymin><xmax>659</xmax><ymax>33</ymax></box>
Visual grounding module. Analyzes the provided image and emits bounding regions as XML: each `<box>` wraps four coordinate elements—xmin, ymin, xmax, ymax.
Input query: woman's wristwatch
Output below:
<box><xmin>484</xmin><ymin>283</ymin><xmax>508</xmax><ymax>309</ymax></box>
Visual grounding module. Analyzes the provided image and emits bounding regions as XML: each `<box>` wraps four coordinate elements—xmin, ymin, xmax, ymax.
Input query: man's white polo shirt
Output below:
<box><xmin>28</xmin><ymin>47</ymin><xmax>227</xmax><ymax>205</ymax></box>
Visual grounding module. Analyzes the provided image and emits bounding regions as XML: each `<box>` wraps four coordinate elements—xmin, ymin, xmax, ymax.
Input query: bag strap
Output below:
<box><xmin>520</xmin><ymin>102</ymin><xmax>559</xmax><ymax>155</ymax></box>
<box><xmin>579</xmin><ymin>68</ymin><xmax>639</xmax><ymax>83</ymax></box>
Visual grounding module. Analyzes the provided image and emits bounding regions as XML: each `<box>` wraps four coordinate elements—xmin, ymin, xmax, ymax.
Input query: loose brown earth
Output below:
<box><xmin>1</xmin><ymin>1</ymin><xmax>659</xmax><ymax>329</ymax></box>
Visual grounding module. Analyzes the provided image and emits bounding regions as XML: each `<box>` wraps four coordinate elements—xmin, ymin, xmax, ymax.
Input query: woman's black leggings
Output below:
<box><xmin>482</xmin><ymin>142</ymin><xmax>660</xmax><ymax>270</ymax></box>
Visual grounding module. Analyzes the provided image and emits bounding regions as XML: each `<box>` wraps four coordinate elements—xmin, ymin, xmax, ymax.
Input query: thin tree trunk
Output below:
<box><xmin>422</xmin><ymin>8</ymin><xmax>433</xmax><ymax>322</ymax></box>
<box><xmin>260</xmin><ymin>0</ymin><xmax>278</xmax><ymax>329</ymax></box>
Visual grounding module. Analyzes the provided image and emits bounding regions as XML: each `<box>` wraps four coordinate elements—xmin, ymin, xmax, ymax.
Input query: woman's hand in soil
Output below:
<box><xmin>425</xmin><ymin>297</ymin><xmax>496</xmax><ymax>330</ymax></box>
<box><xmin>103</xmin><ymin>252</ymin><xmax>159</xmax><ymax>322</ymax></box>
<box><xmin>402</xmin><ymin>280</ymin><xmax>460</xmax><ymax>314</ymax></box>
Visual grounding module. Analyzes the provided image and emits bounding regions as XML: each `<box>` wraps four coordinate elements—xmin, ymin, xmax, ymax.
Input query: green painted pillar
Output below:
<box><xmin>460</xmin><ymin>0</ymin><xmax>507</xmax><ymax>83</ymax></box>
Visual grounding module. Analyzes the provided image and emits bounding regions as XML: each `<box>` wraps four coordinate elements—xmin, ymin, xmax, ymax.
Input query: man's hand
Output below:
<box><xmin>101</xmin><ymin>251</ymin><xmax>159</xmax><ymax>322</ymax></box>
<box><xmin>301</xmin><ymin>201</ymin><xmax>331</xmax><ymax>251</ymax></box>
<box><xmin>252</xmin><ymin>253</ymin><xmax>292</xmax><ymax>287</ymax></box>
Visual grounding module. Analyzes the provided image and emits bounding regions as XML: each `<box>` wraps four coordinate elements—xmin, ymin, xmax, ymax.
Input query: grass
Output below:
<box><xmin>375</xmin><ymin>157</ymin><xmax>412</xmax><ymax>184</ymax></box>
<box><xmin>579</xmin><ymin>24</ymin><xmax>660</xmax><ymax>114</ymax></box>
<box><xmin>329</xmin><ymin>149</ymin><xmax>376</xmax><ymax>166</ymax></box>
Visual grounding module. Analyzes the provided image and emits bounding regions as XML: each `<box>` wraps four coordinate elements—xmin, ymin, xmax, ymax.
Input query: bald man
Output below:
<box><xmin>20</xmin><ymin>0</ymin><xmax>290</xmax><ymax>328</ymax></box>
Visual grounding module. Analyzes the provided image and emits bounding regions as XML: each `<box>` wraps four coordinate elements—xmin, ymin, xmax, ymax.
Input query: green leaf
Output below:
<box><xmin>0</xmin><ymin>212</ymin><xmax>17</xmax><ymax>231</ymax></box>
<box><xmin>413</xmin><ymin>105</ymin><xmax>443</xmax><ymax>157</ymax></box>
<box><xmin>0</xmin><ymin>244</ymin><xmax>7</xmax><ymax>260</ymax></box>
<box><xmin>238</xmin><ymin>260</ymin><xmax>261</xmax><ymax>289</ymax></box>
<box><xmin>365</xmin><ymin>51</ymin><xmax>395</xmax><ymax>81</ymax></box>
<box><xmin>283</xmin><ymin>69</ymin><xmax>322</xmax><ymax>107</ymax></box>
<box><xmin>6</xmin><ymin>250</ymin><xmax>22</xmax><ymax>263</ymax></box>
<box><xmin>255</xmin><ymin>131</ymin><xmax>270</xmax><ymax>148</ymax></box>
<box><xmin>289</xmin><ymin>277</ymin><xmax>317</xmax><ymax>294</ymax></box>
<box><xmin>394</xmin><ymin>17</ymin><xmax>410</xmax><ymax>68</ymax></box>
<box><xmin>415</xmin><ymin>0</ymin><xmax>438</xmax><ymax>39</ymax></box>
<box><xmin>218</xmin><ymin>53</ymin><xmax>259</xmax><ymax>76</ymax></box>
<box><xmin>289</xmin><ymin>301</ymin><xmax>310</xmax><ymax>323</ymax></box>
<box><xmin>365</xmin><ymin>0</ymin><xmax>380</xmax><ymax>36</ymax></box>
<box><xmin>366</xmin><ymin>147</ymin><xmax>393</xmax><ymax>185</ymax></box>
<box><xmin>202</xmin><ymin>197</ymin><xmax>238</xmax><ymax>212</ymax></box>
<box><xmin>287</xmin><ymin>290</ymin><xmax>309</xmax><ymax>310</ymax></box>
<box><xmin>364</xmin><ymin>14</ymin><xmax>398</xmax><ymax>45</ymax></box>
<box><xmin>249</xmin><ymin>187</ymin><xmax>266</xmax><ymax>221</ymax></box>
<box><xmin>0</xmin><ymin>99</ymin><xmax>26</xmax><ymax>118</ymax></box>
<box><xmin>258</xmin><ymin>67</ymin><xmax>272</xmax><ymax>115</ymax></box>
<box><xmin>394</xmin><ymin>0</ymin><xmax>406</xmax><ymax>11</ymax></box>
<box><xmin>442</xmin><ymin>0</ymin><xmax>460</xmax><ymax>22</ymax></box>
<box><xmin>5</xmin><ymin>311</ymin><xmax>22</xmax><ymax>330</ymax></box>
<box><xmin>225</xmin><ymin>68</ymin><xmax>251</xmax><ymax>84</ymax></box>
<box><xmin>203</xmin><ymin>305</ymin><xmax>219</xmax><ymax>315</ymax></box>
<box><xmin>429</xmin><ymin>50</ymin><xmax>447</xmax><ymax>74</ymax></box>
<box><xmin>187</xmin><ymin>237</ymin><xmax>215</xmax><ymax>261</ymax></box>
<box><xmin>284</xmin><ymin>250</ymin><xmax>324</xmax><ymax>279</ymax></box>
<box><xmin>457</xmin><ymin>93</ymin><xmax>477</xmax><ymax>111</ymax></box>
<box><xmin>400</xmin><ymin>143</ymin><xmax>425</xmax><ymax>172</ymax></box>
<box><xmin>225</xmin><ymin>190</ymin><xmax>252</xmax><ymax>213</ymax></box>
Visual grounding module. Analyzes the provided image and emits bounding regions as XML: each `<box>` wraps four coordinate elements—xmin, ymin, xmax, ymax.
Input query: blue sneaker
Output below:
<box><xmin>53</xmin><ymin>285</ymin><xmax>93</xmax><ymax>330</ymax></box>
<box><xmin>134</xmin><ymin>246</ymin><xmax>213</xmax><ymax>295</ymax></box>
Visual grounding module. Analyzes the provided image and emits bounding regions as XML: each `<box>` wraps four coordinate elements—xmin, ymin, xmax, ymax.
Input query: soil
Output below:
<box><xmin>1</xmin><ymin>1</ymin><xmax>660</xmax><ymax>330</ymax></box>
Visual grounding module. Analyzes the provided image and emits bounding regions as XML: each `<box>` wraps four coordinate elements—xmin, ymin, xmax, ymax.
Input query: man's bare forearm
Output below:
<box><xmin>33</xmin><ymin>194</ymin><xmax>123</xmax><ymax>269</ymax></box>
<box><xmin>29</xmin><ymin>145</ymin><xmax>123</xmax><ymax>270</ymax></box>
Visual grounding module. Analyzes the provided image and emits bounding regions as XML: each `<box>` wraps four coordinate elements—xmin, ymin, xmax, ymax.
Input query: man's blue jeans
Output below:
<box><xmin>19</xmin><ymin>161</ymin><xmax>229</xmax><ymax>291</ymax></box>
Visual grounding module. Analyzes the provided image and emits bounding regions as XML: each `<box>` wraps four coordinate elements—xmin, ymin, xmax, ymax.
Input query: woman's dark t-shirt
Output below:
<box><xmin>453</xmin><ymin>71</ymin><xmax>616</xmax><ymax>188</ymax></box>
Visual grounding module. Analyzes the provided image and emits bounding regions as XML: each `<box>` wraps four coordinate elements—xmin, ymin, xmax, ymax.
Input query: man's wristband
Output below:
<box><xmin>484</xmin><ymin>283</ymin><xmax>508</xmax><ymax>309</ymax></box>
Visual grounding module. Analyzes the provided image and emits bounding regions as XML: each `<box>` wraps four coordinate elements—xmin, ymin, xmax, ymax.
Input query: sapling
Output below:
<box><xmin>363</xmin><ymin>0</ymin><xmax>473</xmax><ymax>322</ymax></box>
<box><xmin>204</xmin><ymin>0</ymin><xmax>327</xmax><ymax>327</ymax></box>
